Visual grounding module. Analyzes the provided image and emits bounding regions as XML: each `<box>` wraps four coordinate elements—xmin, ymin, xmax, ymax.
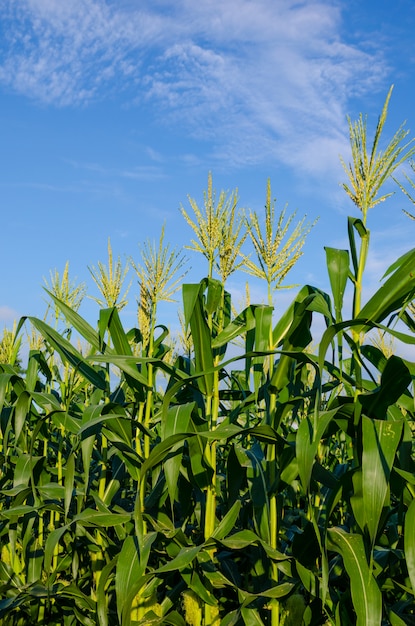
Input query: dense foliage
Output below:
<box><xmin>1</xmin><ymin>89</ymin><xmax>415</xmax><ymax>625</ymax></box>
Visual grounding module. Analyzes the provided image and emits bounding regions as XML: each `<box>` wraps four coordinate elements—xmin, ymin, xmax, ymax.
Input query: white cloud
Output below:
<box><xmin>0</xmin><ymin>0</ymin><xmax>389</xmax><ymax>171</ymax></box>
<box><xmin>65</xmin><ymin>158</ymin><xmax>166</xmax><ymax>181</ymax></box>
<box><xmin>0</xmin><ymin>306</ymin><xmax>20</xmax><ymax>325</ymax></box>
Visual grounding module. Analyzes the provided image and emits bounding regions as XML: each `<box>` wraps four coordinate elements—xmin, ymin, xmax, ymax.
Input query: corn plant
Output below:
<box><xmin>2</xmin><ymin>91</ymin><xmax>415</xmax><ymax>626</ymax></box>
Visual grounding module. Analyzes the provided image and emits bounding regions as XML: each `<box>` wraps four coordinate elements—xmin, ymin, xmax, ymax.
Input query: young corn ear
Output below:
<box><xmin>182</xmin><ymin>590</ymin><xmax>203</xmax><ymax>626</ymax></box>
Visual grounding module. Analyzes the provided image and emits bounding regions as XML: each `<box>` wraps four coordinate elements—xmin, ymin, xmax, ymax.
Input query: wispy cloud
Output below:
<box><xmin>0</xmin><ymin>0</ymin><xmax>389</xmax><ymax>171</ymax></box>
<box><xmin>65</xmin><ymin>158</ymin><xmax>166</xmax><ymax>181</ymax></box>
<box><xmin>0</xmin><ymin>306</ymin><xmax>20</xmax><ymax>325</ymax></box>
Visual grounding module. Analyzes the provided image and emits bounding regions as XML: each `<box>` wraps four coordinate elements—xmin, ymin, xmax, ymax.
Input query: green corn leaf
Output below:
<box><xmin>348</xmin><ymin>217</ymin><xmax>369</xmax><ymax>278</ymax></box>
<box><xmin>389</xmin><ymin>610</ymin><xmax>408</xmax><ymax>626</ymax></box>
<box><xmin>242</xmin><ymin>583</ymin><xmax>295</xmax><ymax>602</ymax></box>
<box><xmin>182</xmin><ymin>283</ymin><xmax>214</xmax><ymax>395</ymax></box>
<box><xmin>97</xmin><ymin>557</ymin><xmax>117</xmax><ymax>626</ymax></box>
<box><xmin>359</xmin><ymin>355</ymin><xmax>411</xmax><ymax>419</ymax></box>
<box><xmin>30</xmin><ymin>391</ymin><xmax>62</xmax><ymax>413</ymax></box>
<box><xmin>254</xmin><ymin>305</ymin><xmax>273</xmax><ymax>396</ymax></box>
<box><xmin>212</xmin><ymin>304</ymin><xmax>270</xmax><ymax>348</ymax></box>
<box><xmin>115</xmin><ymin>533</ymin><xmax>156</xmax><ymax>626</ymax></box>
<box><xmin>141</xmin><ymin>432</ymin><xmax>191</xmax><ymax>476</ymax></box>
<box><xmin>200</xmin><ymin>423</ymin><xmax>242</xmax><ymax>440</ymax></box>
<box><xmin>25</xmin><ymin>350</ymin><xmax>42</xmax><ymax>392</ymax></box>
<box><xmin>382</xmin><ymin>246</ymin><xmax>415</xmax><ymax>279</ymax></box>
<box><xmin>102</xmin><ymin>457</ymin><xmax>126</xmax><ymax>506</ymax></box>
<box><xmin>14</xmin><ymin>390</ymin><xmax>31</xmax><ymax>444</ymax></box>
<box><xmin>27</xmin><ymin>538</ymin><xmax>43</xmax><ymax>584</ymax></box>
<box><xmin>272</xmin><ymin>285</ymin><xmax>332</xmax><ymax>348</ymax></box>
<box><xmin>161</xmin><ymin>402</ymin><xmax>195</xmax><ymax>441</ymax></box>
<box><xmin>327</xmin><ymin>527</ymin><xmax>382</xmax><ymax>626</ymax></box>
<box><xmin>187</xmin><ymin>434</ymin><xmax>214</xmax><ymax>490</ymax></box>
<box><xmin>328</xmin><ymin>527</ymin><xmax>382</xmax><ymax>626</ymax></box>
<box><xmin>0</xmin><ymin>485</ymin><xmax>32</xmax><ymax>497</ymax></box>
<box><xmin>87</xmin><ymin>354</ymin><xmax>152</xmax><ymax>388</ymax></box>
<box><xmin>240</xmin><ymin>606</ymin><xmax>266</xmax><ymax>625</ymax></box>
<box><xmin>44</xmin><ymin>289</ymin><xmax>101</xmax><ymax>349</ymax></box>
<box><xmin>51</xmin><ymin>411</ymin><xmax>81</xmax><ymax>434</ymax></box>
<box><xmin>211</xmin><ymin>500</ymin><xmax>242</xmax><ymax>541</ymax></box>
<box><xmin>64</xmin><ymin>452</ymin><xmax>75</xmax><ymax>520</ymax></box>
<box><xmin>350</xmin><ymin>469</ymin><xmax>365</xmax><ymax>534</ymax></box>
<box><xmin>319</xmin><ymin>318</ymin><xmax>415</xmax><ymax>373</ymax></box>
<box><xmin>156</xmin><ymin>544</ymin><xmax>203</xmax><ymax>573</ymax></box>
<box><xmin>0</xmin><ymin>596</ymin><xmax>29</xmax><ymax>618</ymax></box>
<box><xmin>404</xmin><ymin>498</ymin><xmax>415</xmax><ymax>595</ymax></box>
<box><xmin>325</xmin><ymin>247</ymin><xmax>349</xmax><ymax>321</ymax></box>
<box><xmin>37</xmin><ymin>483</ymin><xmax>65</xmax><ymax>499</ymax></box>
<box><xmin>296</xmin><ymin>409</ymin><xmax>338</xmax><ymax>492</ymax></box>
<box><xmin>204</xmin><ymin>276</ymin><xmax>223</xmax><ymax>315</ymax></box>
<box><xmin>362</xmin><ymin>416</ymin><xmax>403</xmax><ymax>543</ymax></box>
<box><xmin>162</xmin><ymin>402</ymin><xmax>194</xmax><ymax>506</ymax></box>
<box><xmin>74</xmin><ymin>509</ymin><xmax>131</xmax><ymax>527</ymax></box>
<box><xmin>44</xmin><ymin>525</ymin><xmax>69</xmax><ymax>574</ymax></box>
<box><xmin>27</xmin><ymin>317</ymin><xmax>107</xmax><ymax>390</ymax></box>
<box><xmin>103</xmin><ymin>414</ymin><xmax>132</xmax><ymax>448</ymax></box>
<box><xmin>244</xmin><ymin>446</ymin><xmax>270</xmax><ymax>544</ymax></box>
<box><xmin>220</xmin><ymin>529</ymin><xmax>261</xmax><ymax>550</ymax></box>
<box><xmin>247</xmin><ymin>424</ymin><xmax>279</xmax><ymax>444</ymax></box>
<box><xmin>80</xmin><ymin>404</ymin><xmax>104</xmax><ymax>484</ymax></box>
<box><xmin>0</xmin><ymin>372</ymin><xmax>14</xmax><ymax>416</ymax></box>
<box><xmin>0</xmin><ymin>504</ymin><xmax>35</xmax><ymax>519</ymax></box>
<box><xmin>99</xmin><ymin>307</ymin><xmax>150</xmax><ymax>393</ymax></box>
<box><xmin>181</xmin><ymin>568</ymin><xmax>216</xmax><ymax>605</ymax></box>
<box><xmin>13</xmin><ymin>454</ymin><xmax>44</xmax><ymax>489</ymax></box>
<box><xmin>358</xmin><ymin>247</ymin><xmax>415</xmax><ymax>325</ymax></box>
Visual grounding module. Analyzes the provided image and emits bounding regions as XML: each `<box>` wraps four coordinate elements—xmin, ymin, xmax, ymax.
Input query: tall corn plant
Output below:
<box><xmin>239</xmin><ymin>180</ymin><xmax>317</xmax><ymax>626</ymax></box>
<box><xmin>296</xmin><ymin>87</ymin><xmax>415</xmax><ymax>625</ymax></box>
<box><xmin>130</xmin><ymin>225</ymin><xmax>187</xmax><ymax>458</ymax></box>
<box><xmin>180</xmin><ymin>174</ymin><xmax>247</xmax><ymax>625</ymax></box>
<box><xmin>339</xmin><ymin>85</ymin><xmax>415</xmax><ymax>348</ymax></box>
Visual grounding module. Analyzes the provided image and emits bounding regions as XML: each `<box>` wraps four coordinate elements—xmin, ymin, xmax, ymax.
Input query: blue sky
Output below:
<box><xmin>1</xmin><ymin>0</ymin><xmax>415</xmax><ymax>334</ymax></box>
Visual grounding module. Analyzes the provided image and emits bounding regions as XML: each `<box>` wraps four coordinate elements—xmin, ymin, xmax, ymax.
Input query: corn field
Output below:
<box><xmin>1</xmin><ymin>89</ymin><xmax>415</xmax><ymax>625</ymax></box>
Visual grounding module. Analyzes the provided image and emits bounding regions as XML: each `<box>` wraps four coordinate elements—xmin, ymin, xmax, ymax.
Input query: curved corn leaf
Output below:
<box><xmin>26</xmin><ymin>316</ymin><xmax>107</xmax><ymax>390</ymax></box>
<box><xmin>325</xmin><ymin>247</ymin><xmax>349</xmax><ymax>321</ymax></box>
<box><xmin>296</xmin><ymin>408</ymin><xmax>338</xmax><ymax>492</ymax></box>
<box><xmin>182</xmin><ymin>283</ymin><xmax>214</xmax><ymax>395</ymax></box>
<box><xmin>359</xmin><ymin>247</ymin><xmax>415</xmax><ymax>324</ymax></box>
<box><xmin>359</xmin><ymin>355</ymin><xmax>411</xmax><ymax>419</ymax></box>
<box><xmin>115</xmin><ymin>533</ymin><xmax>157</xmax><ymax>625</ymax></box>
<box><xmin>404</xmin><ymin>498</ymin><xmax>415</xmax><ymax>596</ymax></box>
<box><xmin>362</xmin><ymin>416</ymin><xmax>403</xmax><ymax>543</ymax></box>
<box><xmin>156</xmin><ymin>544</ymin><xmax>203</xmax><ymax>573</ymax></box>
<box><xmin>162</xmin><ymin>402</ymin><xmax>194</xmax><ymax>506</ymax></box>
<box><xmin>327</xmin><ymin>527</ymin><xmax>382</xmax><ymax>626</ymax></box>
<box><xmin>212</xmin><ymin>304</ymin><xmax>272</xmax><ymax>348</ymax></box>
